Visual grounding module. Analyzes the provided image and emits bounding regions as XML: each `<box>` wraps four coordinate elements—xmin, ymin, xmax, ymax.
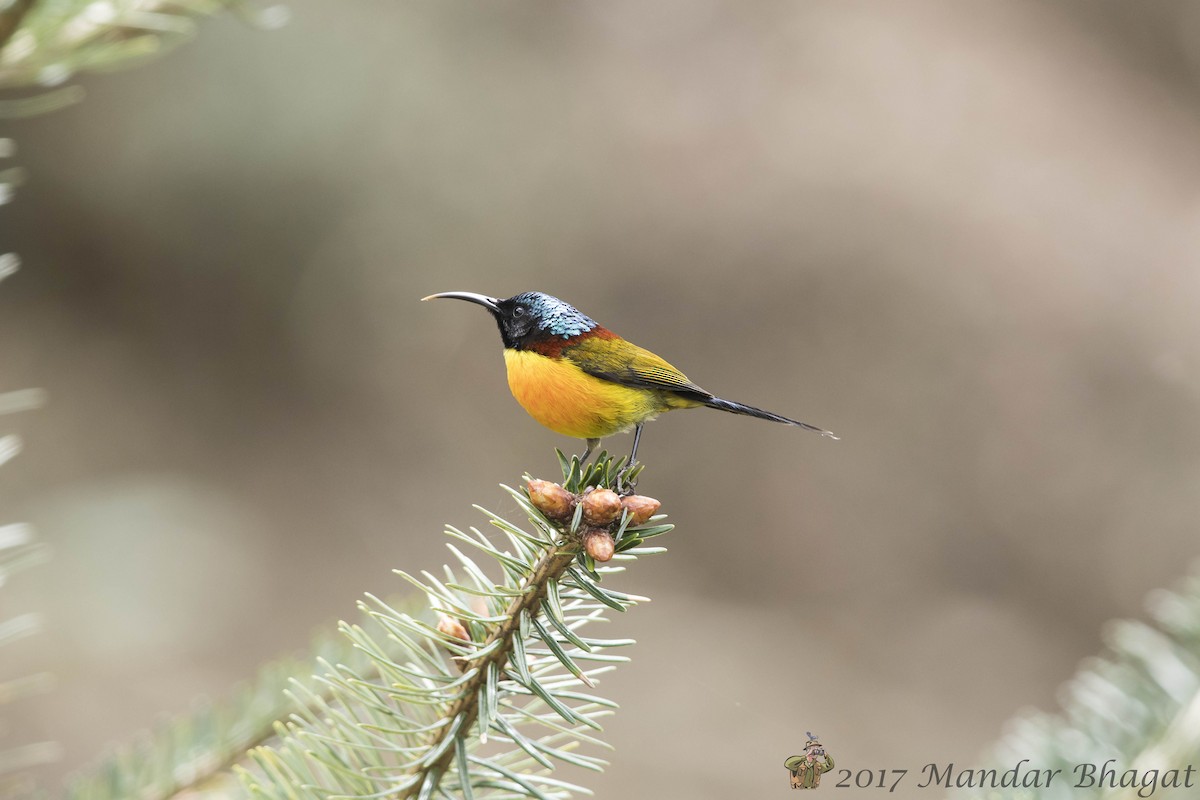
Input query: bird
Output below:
<box><xmin>422</xmin><ymin>290</ymin><xmax>836</xmax><ymax>473</ymax></box>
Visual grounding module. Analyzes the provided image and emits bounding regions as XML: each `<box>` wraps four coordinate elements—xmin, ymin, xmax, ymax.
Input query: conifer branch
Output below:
<box><xmin>65</xmin><ymin>454</ymin><xmax>667</xmax><ymax>800</ymax></box>
<box><xmin>0</xmin><ymin>0</ymin><xmax>280</xmax><ymax>111</ymax></box>
<box><xmin>64</xmin><ymin>622</ymin><xmax>402</xmax><ymax>800</ymax></box>
<box><xmin>965</xmin><ymin>568</ymin><xmax>1200</xmax><ymax>799</ymax></box>
<box><xmin>0</xmin><ymin>0</ymin><xmax>36</xmax><ymax>54</ymax></box>
<box><xmin>0</xmin><ymin>258</ymin><xmax>55</xmax><ymax>799</ymax></box>
<box><xmin>235</xmin><ymin>453</ymin><xmax>669</xmax><ymax>800</ymax></box>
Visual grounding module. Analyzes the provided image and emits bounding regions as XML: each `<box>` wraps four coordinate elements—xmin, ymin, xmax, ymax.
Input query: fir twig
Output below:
<box><xmin>964</xmin><ymin>568</ymin><xmax>1200</xmax><ymax>800</ymax></box>
<box><xmin>0</xmin><ymin>0</ymin><xmax>282</xmax><ymax>111</ymax></box>
<box><xmin>0</xmin><ymin>0</ymin><xmax>36</xmax><ymax>53</ymax></box>
<box><xmin>236</xmin><ymin>452</ymin><xmax>669</xmax><ymax>800</ymax></box>
<box><xmin>0</xmin><ymin>261</ymin><xmax>55</xmax><ymax>798</ymax></box>
<box><xmin>65</xmin><ymin>453</ymin><xmax>668</xmax><ymax>800</ymax></box>
<box><xmin>64</xmin><ymin>618</ymin><xmax>407</xmax><ymax>800</ymax></box>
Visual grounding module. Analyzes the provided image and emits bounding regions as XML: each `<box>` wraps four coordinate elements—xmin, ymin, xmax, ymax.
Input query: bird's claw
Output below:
<box><xmin>615</xmin><ymin>462</ymin><xmax>639</xmax><ymax>496</ymax></box>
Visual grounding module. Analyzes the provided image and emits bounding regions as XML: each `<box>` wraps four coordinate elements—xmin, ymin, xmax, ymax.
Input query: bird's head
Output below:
<box><xmin>422</xmin><ymin>291</ymin><xmax>598</xmax><ymax>349</ymax></box>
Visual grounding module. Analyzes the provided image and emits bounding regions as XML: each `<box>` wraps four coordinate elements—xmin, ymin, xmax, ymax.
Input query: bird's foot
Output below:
<box><xmin>615</xmin><ymin>462</ymin><xmax>639</xmax><ymax>496</ymax></box>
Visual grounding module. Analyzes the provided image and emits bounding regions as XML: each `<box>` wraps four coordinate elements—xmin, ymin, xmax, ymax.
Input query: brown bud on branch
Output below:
<box><xmin>620</xmin><ymin>494</ymin><xmax>661</xmax><ymax>526</ymax></box>
<box><xmin>527</xmin><ymin>479</ymin><xmax>575</xmax><ymax>520</ymax></box>
<box><xmin>581</xmin><ymin>488</ymin><xmax>622</xmax><ymax>526</ymax></box>
<box><xmin>583</xmin><ymin>529</ymin><xmax>615</xmax><ymax>563</ymax></box>
<box><xmin>436</xmin><ymin>615</ymin><xmax>470</xmax><ymax>642</ymax></box>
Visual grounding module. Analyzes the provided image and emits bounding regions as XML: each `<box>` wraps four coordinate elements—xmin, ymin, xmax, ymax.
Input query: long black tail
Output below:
<box><xmin>703</xmin><ymin>396</ymin><xmax>838</xmax><ymax>439</ymax></box>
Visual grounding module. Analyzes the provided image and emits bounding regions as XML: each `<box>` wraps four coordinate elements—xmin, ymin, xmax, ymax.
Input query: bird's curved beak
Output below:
<box><xmin>421</xmin><ymin>292</ymin><xmax>502</xmax><ymax>314</ymax></box>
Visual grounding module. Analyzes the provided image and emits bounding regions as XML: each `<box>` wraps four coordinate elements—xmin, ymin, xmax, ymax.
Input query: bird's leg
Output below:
<box><xmin>579</xmin><ymin>438</ymin><xmax>600</xmax><ymax>466</ymax></box>
<box><xmin>616</xmin><ymin>424</ymin><xmax>643</xmax><ymax>495</ymax></box>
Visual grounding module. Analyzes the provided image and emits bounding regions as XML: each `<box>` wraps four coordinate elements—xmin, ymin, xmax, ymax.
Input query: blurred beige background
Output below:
<box><xmin>5</xmin><ymin>0</ymin><xmax>1200</xmax><ymax>796</ymax></box>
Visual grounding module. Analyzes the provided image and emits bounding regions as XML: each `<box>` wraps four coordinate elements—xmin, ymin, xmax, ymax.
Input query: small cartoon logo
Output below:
<box><xmin>784</xmin><ymin>732</ymin><xmax>835</xmax><ymax>789</ymax></box>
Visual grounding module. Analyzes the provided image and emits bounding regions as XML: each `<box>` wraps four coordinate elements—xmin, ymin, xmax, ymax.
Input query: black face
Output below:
<box><xmin>492</xmin><ymin>296</ymin><xmax>538</xmax><ymax>349</ymax></box>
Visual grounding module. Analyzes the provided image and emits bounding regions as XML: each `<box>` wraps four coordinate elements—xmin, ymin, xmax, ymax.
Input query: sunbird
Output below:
<box><xmin>423</xmin><ymin>291</ymin><xmax>837</xmax><ymax>468</ymax></box>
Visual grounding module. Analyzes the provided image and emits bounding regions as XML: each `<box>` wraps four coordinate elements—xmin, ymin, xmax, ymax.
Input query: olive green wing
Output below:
<box><xmin>564</xmin><ymin>335</ymin><xmax>713</xmax><ymax>400</ymax></box>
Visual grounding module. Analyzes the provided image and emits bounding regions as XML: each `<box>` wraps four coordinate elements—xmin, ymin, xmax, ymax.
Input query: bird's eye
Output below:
<box><xmin>513</xmin><ymin>307</ymin><xmax>525</xmax><ymax>317</ymax></box>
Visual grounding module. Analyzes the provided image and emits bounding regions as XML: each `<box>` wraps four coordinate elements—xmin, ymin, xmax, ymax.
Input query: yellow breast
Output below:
<box><xmin>503</xmin><ymin>349</ymin><xmax>663</xmax><ymax>439</ymax></box>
